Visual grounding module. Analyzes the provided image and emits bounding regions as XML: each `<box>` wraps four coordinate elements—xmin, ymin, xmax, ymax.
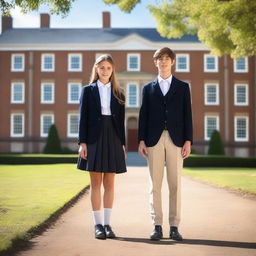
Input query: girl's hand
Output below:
<box><xmin>79</xmin><ymin>143</ymin><xmax>87</xmax><ymax>159</ymax></box>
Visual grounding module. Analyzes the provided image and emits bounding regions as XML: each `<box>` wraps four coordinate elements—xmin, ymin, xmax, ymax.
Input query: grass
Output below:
<box><xmin>0</xmin><ymin>164</ymin><xmax>89</xmax><ymax>253</ymax></box>
<box><xmin>183</xmin><ymin>168</ymin><xmax>256</xmax><ymax>195</ymax></box>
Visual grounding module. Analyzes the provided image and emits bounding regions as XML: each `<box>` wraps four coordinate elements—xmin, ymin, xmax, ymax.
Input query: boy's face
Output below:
<box><xmin>154</xmin><ymin>54</ymin><xmax>175</xmax><ymax>73</ymax></box>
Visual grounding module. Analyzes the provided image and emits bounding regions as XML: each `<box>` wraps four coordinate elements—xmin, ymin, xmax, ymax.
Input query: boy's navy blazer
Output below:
<box><xmin>138</xmin><ymin>76</ymin><xmax>193</xmax><ymax>147</ymax></box>
<box><xmin>78</xmin><ymin>82</ymin><xmax>125</xmax><ymax>146</ymax></box>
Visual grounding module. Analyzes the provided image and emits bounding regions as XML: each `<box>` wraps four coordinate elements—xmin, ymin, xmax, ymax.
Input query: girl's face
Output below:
<box><xmin>96</xmin><ymin>60</ymin><xmax>113</xmax><ymax>83</ymax></box>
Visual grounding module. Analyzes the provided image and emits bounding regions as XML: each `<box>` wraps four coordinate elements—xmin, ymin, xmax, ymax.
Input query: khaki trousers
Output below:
<box><xmin>147</xmin><ymin>131</ymin><xmax>183</xmax><ymax>226</ymax></box>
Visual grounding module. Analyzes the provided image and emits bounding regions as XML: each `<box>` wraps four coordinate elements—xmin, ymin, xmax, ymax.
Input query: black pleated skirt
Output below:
<box><xmin>86</xmin><ymin>115</ymin><xmax>126</xmax><ymax>174</ymax></box>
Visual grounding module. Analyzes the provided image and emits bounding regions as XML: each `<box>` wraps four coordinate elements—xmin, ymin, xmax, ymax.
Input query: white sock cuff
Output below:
<box><xmin>92</xmin><ymin>210</ymin><xmax>102</xmax><ymax>225</ymax></box>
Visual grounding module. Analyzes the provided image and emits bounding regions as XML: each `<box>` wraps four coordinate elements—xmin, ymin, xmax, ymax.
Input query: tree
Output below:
<box><xmin>0</xmin><ymin>0</ymin><xmax>74</xmax><ymax>16</ymax></box>
<box><xmin>208</xmin><ymin>130</ymin><xmax>225</xmax><ymax>155</ymax></box>
<box><xmin>103</xmin><ymin>0</ymin><xmax>256</xmax><ymax>58</ymax></box>
<box><xmin>43</xmin><ymin>124</ymin><xmax>62</xmax><ymax>154</ymax></box>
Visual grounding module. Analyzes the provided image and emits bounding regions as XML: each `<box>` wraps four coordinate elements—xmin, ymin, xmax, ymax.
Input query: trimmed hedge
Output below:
<box><xmin>0</xmin><ymin>154</ymin><xmax>255</xmax><ymax>167</ymax></box>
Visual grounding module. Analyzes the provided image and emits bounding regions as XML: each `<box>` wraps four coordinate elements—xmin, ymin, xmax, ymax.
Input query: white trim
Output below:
<box><xmin>67</xmin><ymin>113</ymin><xmax>79</xmax><ymax>137</ymax></box>
<box><xmin>11</xmin><ymin>82</ymin><xmax>25</xmax><ymax>104</ymax></box>
<box><xmin>68</xmin><ymin>53</ymin><xmax>82</xmax><ymax>72</ymax></box>
<box><xmin>10</xmin><ymin>113</ymin><xmax>24</xmax><ymax>137</ymax></box>
<box><xmin>67</xmin><ymin>82</ymin><xmax>82</xmax><ymax>104</ymax></box>
<box><xmin>11</xmin><ymin>53</ymin><xmax>25</xmax><ymax>72</ymax></box>
<box><xmin>204</xmin><ymin>54</ymin><xmax>218</xmax><ymax>72</ymax></box>
<box><xmin>40</xmin><ymin>114</ymin><xmax>54</xmax><ymax>137</ymax></box>
<box><xmin>126</xmin><ymin>82</ymin><xmax>139</xmax><ymax>107</ymax></box>
<box><xmin>234</xmin><ymin>84</ymin><xmax>248</xmax><ymax>106</ymax></box>
<box><xmin>234</xmin><ymin>57</ymin><xmax>248</xmax><ymax>73</ymax></box>
<box><xmin>234</xmin><ymin>116</ymin><xmax>249</xmax><ymax>142</ymax></box>
<box><xmin>204</xmin><ymin>83</ymin><xmax>219</xmax><ymax>105</ymax></box>
<box><xmin>204</xmin><ymin>115</ymin><xmax>219</xmax><ymax>141</ymax></box>
<box><xmin>41</xmin><ymin>53</ymin><xmax>55</xmax><ymax>72</ymax></box>
<box><xmin>175</xmin><ymin>54</ymin><xmax>190</xmax><ymax>72</ymax></box>
<box><xmin>127</xmin><ymin>53</ymin><xmax>141</xmax><ymax>71</ymax></box>
<box><xmin>41</xmin><ymin>82</ymin><xmax>55</xmax><ymax>104</ymax></box>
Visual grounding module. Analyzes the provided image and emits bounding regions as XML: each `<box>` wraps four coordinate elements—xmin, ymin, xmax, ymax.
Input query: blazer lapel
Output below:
<box><xmin>166</xmin><ymin>76</ymin><xmax>178</xmax><ymax>99</ymax></box>
<box><xmin>110</xmin><ymin>86</ymin><xmax>116</xmax><ymax>114</ymax></box>
<box><xmin>91</xmin><ymin>82</ymin><xmax>101</xmax><ymax>114</ymax></box>
<box><xmin>152</xmin><ymin>78</ymin><xmax>164</xmax><ymax>99</ymax></box>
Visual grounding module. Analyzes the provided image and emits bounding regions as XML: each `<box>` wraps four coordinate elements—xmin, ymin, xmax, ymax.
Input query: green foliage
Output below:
<box><xmin>104</xmin><ymin>0</ymin><xmax>256</xmax><ymax>58</ymax></box>
<box><xmin>208</xmin><ymin>130</ymin><xmax>225</xmax><ymax>155</ymax></box>
<box><xmin>0</xmin><ymin>0</ymin><xmax>75</xmax><ymax>16</ymax></box>
<box><xmin>43</xmin><ymin>124</ymin><xmax>62</xmax><ymax>154</ymax></box>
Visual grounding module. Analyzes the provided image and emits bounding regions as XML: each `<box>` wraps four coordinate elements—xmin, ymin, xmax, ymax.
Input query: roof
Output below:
<box><xmin>0</xmin><ymin>28</ymin><xmax>199</xmax><ymax>45</ymax></box>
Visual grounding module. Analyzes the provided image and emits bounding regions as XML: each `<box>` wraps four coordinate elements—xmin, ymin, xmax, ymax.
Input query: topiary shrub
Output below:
<box><xmin>43</xmin><ymin>124</ymin><xmax>62</xmax><ymax>154</ymax></box>
<box><xmin>208</xmin><ymin>130</ymin><xmax>225</xmax><ymax>155</ymax></box>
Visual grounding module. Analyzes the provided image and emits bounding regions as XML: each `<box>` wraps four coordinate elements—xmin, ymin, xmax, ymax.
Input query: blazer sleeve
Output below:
<box><xmin>78</xmin><ymin>86</ymin><xmax>89</xmax><ymax>144</ymax></box>
<box><xmin>120</xmin><ymin>102</ymin><xmax>126</xmax><ymax>146</ymax></box>
<box><xmin>184</xmin><ymin>84</ymin><xmax>193</xmax><ymax>144</ymax></box>
<box><xmin>138</xmin><ymin>85</ymin><xmax>148</xmax><ymax>143</ymax></box>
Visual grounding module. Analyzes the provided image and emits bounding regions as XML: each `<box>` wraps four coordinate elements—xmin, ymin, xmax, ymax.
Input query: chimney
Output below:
<box><xmin>2</xmin><ymin>16</ymin><xmax>13</xmax><ymax>33</ymax></box>
<box><xmin>40</xmin><ymin>13</ymin><xmax>50</xmax><ymax>28</ymax></box>
<box><xmin>103</xmin><ymin>12</ymin><xmax>111</xmax><ymax>28</ymax></box>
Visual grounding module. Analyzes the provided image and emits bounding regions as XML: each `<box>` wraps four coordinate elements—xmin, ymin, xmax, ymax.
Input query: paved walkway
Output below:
<box><xmin>17</xmin><ymin>166</ymin><xmax>256</xmax><ymax>256</ymax></box>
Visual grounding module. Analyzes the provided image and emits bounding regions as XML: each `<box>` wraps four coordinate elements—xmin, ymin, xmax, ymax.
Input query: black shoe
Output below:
<box><xmin>150</xmin><ymin>225</ymin><xmax>163</xmax><ymax>240</ymax></box>
<box><xmin>95</xmin><ymin>224</ymin><xmax>106</xmax><ymax>239</ymax></box>
<box><xmin>104</xmin><ymin>225</ymin><xmax>116</xmax><ymax>238</ymax></box>
<box><xmin>170</xmin><ymin>226</ymin><xmax>183</xmax><ymax>241</ymax></box>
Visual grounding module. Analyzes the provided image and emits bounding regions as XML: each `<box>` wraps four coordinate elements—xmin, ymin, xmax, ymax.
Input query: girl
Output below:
<box><xmin>78</xmin><ymin>54</ymin><xmax>126</xmax><ymax>239</ymax></box>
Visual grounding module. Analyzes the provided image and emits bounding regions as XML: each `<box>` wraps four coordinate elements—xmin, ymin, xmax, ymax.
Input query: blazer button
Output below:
<box><xmin>98</xmin><ymin>117</ymin><xmax>101</xmax><ymax>121</ymax></box>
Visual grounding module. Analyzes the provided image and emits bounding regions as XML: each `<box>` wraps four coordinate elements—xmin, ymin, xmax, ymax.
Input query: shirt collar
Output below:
<box><xmin>97</xmin><ymin>80</ymin><xmax>111</xmax><ymax>88</ymax></box>
<box><xmin>158</xmin><ymin>74</ymin><xmax>173</xmax><ymax>85</ymax></box>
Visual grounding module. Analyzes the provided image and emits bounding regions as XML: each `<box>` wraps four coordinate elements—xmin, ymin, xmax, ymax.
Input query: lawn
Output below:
<box><xmin>0</xmin><ymin>164</ymin><xmax>89</xmax><ymax>253</ymax></box>
<box><xmin>183</xmin><ymin>168</ymin><xmax>256</xmax><ymax>195</ymax></box>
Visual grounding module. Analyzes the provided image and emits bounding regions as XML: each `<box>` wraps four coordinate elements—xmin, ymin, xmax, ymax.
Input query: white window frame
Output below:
<box><xmin>67</xmin><ymin>113</ymin><xmax>79</xmax><ymax>137</ymax></box>
<box><xmin>41</xmin><ymin>82</ymin><xmax>55</xmax><ymax>104</ymax></box>
<box><xmin>40</xmin><ymin>114</ymin><xmax>54</xmax><ymax>137</ymax></box>
<box><xmin>204</xmin><ymin>54</ymin><xmax>218</xmax><ymax>72</ymax></box>
<box><xmin>204</xmin><ymin>83</ymin><xmax>219</xmax><ymax>105</ymax></box>
<box><xmin>126</xmin><ymin>82</ymin><xmax>139</xmax><ymax>107</ymax></box>
<box><xmin>68</xmin><ymin>82</ymin><xmax>82</xmax><ymax>104</ymax></box>
<box><xmin>127</xmin><ymin>53</ymin><xmax>141</xmax><ymax>71</ymax></box>
<box><xmin>234</xmin><ymin>116</ymin><xmax>249</xmax><ymax>142</ymax></box>
<box><xmin>204</xmin><ymin>115</ymin><xmax>220</xmax><ymax>141</ymax></box>
<box><xmin>10</xmin><ymin>113</ymin><xmax>25</xmax><ymax>137</ymax></box>
<box><xmin>234</xmin><ymin>57</ymin><xmax>248</xmax><ymax>73</ymax></box>
<box><xmin>11</xmin><ymin>54</ymin><xmax>25</xmax><ymax>72</ymax></box>
<box><xmin>176</xmin><ymin>54</ymin><xmax>190</xmax><ymax>72</ymax></box>
<box><xmin>41</xmin><ymin>54</ymin><xmax>55</xmax><ymax>72</ymax></box>
<box><xmin>68</xmin><ymin>53</ymin><xmax>82</xmax><ymax>72</ymax></box>
<box><xmin>234</xmin><ymin>84</ymin><xmax>248</xmax><ymax>106</ymax></box>
<box><xmin>11</xmin><ymin>82</ymin><xmax>25</xmax><ymax>104</ymax></box>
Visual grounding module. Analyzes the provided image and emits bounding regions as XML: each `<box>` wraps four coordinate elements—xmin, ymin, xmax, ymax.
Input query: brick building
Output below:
<box><xmin>0</xmin><ymin>12</ymin><xmax>255</xmax><ymax>156</ymax></box>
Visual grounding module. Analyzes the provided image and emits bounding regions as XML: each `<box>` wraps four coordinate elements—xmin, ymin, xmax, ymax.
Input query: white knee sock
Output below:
<box><xmin>104</xmin><ymin>208</ymin><xmax>112</xmax><ymax>226</ymax></box>
<box><xmin>92</xmin><ymin>210</ymin><xmax>102</xmax><ymax>225</ymax></box>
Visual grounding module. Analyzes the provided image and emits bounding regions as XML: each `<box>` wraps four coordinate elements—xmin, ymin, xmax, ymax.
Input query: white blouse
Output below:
<box><xmin>97</xmin><ymin>80</ymin><xmax>111</xmax><ymax>115</ymax></box>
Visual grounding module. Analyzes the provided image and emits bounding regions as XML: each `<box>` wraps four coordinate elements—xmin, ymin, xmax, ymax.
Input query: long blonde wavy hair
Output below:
<box><xmin>89</xmin><ymin>54</ymin><xmax>125</xmax><ymax>105</ymax></box>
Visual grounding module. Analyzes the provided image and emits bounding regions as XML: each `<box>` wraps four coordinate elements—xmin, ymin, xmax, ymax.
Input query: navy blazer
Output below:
<box><xmin>138</xmin><ymin>76</ymin><xmax>193</xmax><ymax>147</ymax></box>
<box><xmin>78</xmin><ymin>82</ymin><xmax>125</xmax><ymax>146</ymax></box>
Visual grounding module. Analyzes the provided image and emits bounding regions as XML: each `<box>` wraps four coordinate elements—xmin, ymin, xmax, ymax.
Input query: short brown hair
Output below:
<box><xmin>153</xmin><ymin>47</ymin><xmax>175</xmax><ymax>60</ymax></box>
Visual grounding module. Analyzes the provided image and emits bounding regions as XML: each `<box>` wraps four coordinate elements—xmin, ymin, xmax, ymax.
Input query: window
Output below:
<box><xmin>41</xmin><ymin>114</ymin><xmax>54</xmax><ymax>137</ymax></box>
<box><xmin>176</xmin><ymin>54</ymin><xmax>189</xmax><ymax>72</ymax></box>
<box><xmin>11</xmin><ymin>82</ymin><xmax>25</xmax><ymax>103</ymax></box>
<box><xmin>204</xmin><ymin>54</ymin><xmax>218</xmax><ymax>72</ymax></box>
<box><xmin>11</xmin><ymin>54</ymin><xmax>25</xmax><ymax>72</ymax></box>
<box><xmin>234</xmin><ymin>58</ymin><xmax>248</xmax><ymax>73</ymax></box>
<box><xmin>41</xmin><ymin>54</ymin><xmax>55</xmax><ymax>72</ymax></box>
<box><xmin>234</xmin><ymin>84</ymin><xmax>248</xmax><ymax>106</ymax></box>
<box><xmin>235</xmin><ymin>116</ymin><xmax>248</xmax><ymax>141</ymax></box>
<box><xmin>204</xmin><ymin>83</ymin><xmax>219</xmax><ymax>105</ymax></box>
<box><xmin>127</xmin><ymin>83</ymin><xmax>139</xmax><ymax>107</ymax></box>
<box><xmin>11</xmin><ymin>113</ymin><xmax>24</xmax><ymax>137</ymax></box>
<box><xmin>68</xmin><ymin>83</ymin><xmax>81</xmax><ymax>104</ymax></box>
<box><xmin>204</xmin><ymin>116</ymin><xmax>219</xmax><ymax>140</ymax></box>
<box><xmin>127</xmin><ymin>54</ymin><xmax>140</xmax><ymax>71</ymax></box>
<box><xmin>41</xmin><ymin>83</ymin><xmax>54</xmax><ymax>104</ymax></box>
<box><xmin>67</xmin><ymin>113</ymin><xmax>79</xmax><ymax>137</ymax></box>
<box><xmin>68</xmin><ymin>54</ymin><xmax>82</xmax><ymax>72</ymax></box>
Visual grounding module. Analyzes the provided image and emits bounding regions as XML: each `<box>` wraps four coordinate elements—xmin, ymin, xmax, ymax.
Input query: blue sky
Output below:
<box><xmin>0</xmin><ymin>0</ymin><xmax>157</xmax><ymax>32</ymax></box>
